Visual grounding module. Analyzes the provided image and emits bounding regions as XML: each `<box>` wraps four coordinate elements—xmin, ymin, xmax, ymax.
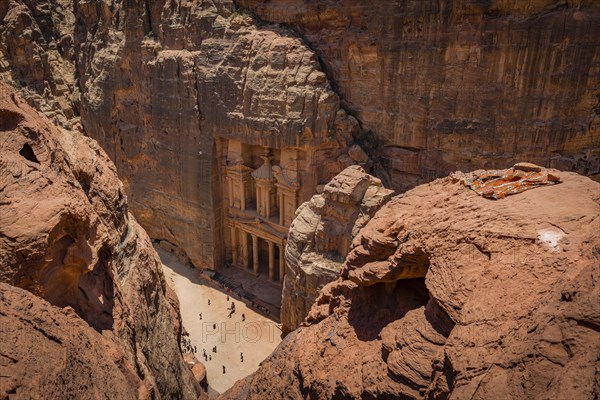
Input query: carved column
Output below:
<box><xmin>268</xmin><ymin>241</ymin><xmax>275</xmax><ymax>281</ymax></box>
<box><xmin>278</xmin><ymin>244</ymin><xmax>285</xmax><ymax>283</ymax></box>
<box><xmin>278</xmin><ymin>193</ymin><xmax>284</xmax><ymax>225</ymax></box>
<box><xmin>230</xmin><ymin>226</ymin><xmax>238</xmax><ymax>265</ymax></box>
<box><xmin>241</xmin><ymin>231</ymin><xmax>249</xmax><ymax>270</ymax></box>
<box><xmin>227</xmin><ymin>177</ymin><xmax>234</xmax><ymax>207</ymax></box>
<box><xmin>252</xmin><ymin>234</ymin><xmax>259</xmax><ymax>275</ymax></box>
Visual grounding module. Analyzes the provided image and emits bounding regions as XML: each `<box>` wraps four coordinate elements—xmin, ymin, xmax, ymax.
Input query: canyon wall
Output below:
<box><xmin>223</xmin><ymin>168</ymin><xmax>600</xmax><ymax>399</ymax></box>
<box><xmin>72</xmin><ymin>0</ymin><xmax>359</xmax><ymax>269</ymax></box>
<box><xmin>3</xmin><ymin>0</ymin><xmax>598</xmax><ymax>272</ymax></box>
<box><xmin>281</xmin><ymin>165</ymin><xmax>393</xmax><ymax>333</ymax></box>
<box><xmin>0</xmin><ymin>0</ymin><xmax>78</xmax><ymax>129</ymax></box>
<box><xmin>0</xmin><ymin>83</ymin><xmax>200</xmax><ymax>399</ymax></box>
<box><xmin>239</xmin><ymin>0</ymin><xmax>600</xmax><ymax>191</ymax></box>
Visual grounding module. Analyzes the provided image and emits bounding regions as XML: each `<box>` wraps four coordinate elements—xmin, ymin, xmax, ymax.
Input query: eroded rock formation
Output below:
<box><xmin>239</xmin><ymin>0</ymin><xmax>600</xmax><ymax>190</ymax></box>
<box><xmin>222</xmin><ymin>168</ymin><xmax>600</xmax><ymax>399</ymax></box>
<box><xmin>2</xmin><ymin>0</ymin><xmax>599</xmax><ymax>275</ymax></box>
<box><xmin>281</xmin><ymin>165</ymin><xmax>393</xmax><ymax>333</ymax></box>
<box><xmin>0</xmin><ymin>83</ymin><xmax>200</xmax><ymax>399</ymax></box>
<box><xmin>0</xmin><ymin>0</ymin><xmax>78</xmax><ymax>129</ymax></box>
<box><xmin>72</xmin><ymin>0</ymin><xmax>360</xmax><ymax>270</ymax></box>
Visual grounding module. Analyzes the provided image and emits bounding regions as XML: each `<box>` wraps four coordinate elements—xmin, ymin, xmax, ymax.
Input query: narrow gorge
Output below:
<box><xmin>0</xmin><ymin>0</ymin><xmax>598</xmax><ymax>399</ymax></box>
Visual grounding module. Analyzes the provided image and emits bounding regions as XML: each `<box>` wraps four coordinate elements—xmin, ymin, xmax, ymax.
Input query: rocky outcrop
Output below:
<box><xmin>222</xmin><ymin>167</ymin><xmax>600</xmax><ymax>399</ymax></box>
<box><xmin>0</xmin><ymin>282</ymin><xmax>144</xmax><ymax>399</ymax></box>
<box><xmin>0</xmin><ymin>82</ymin><xmax>200</xmax><ymax>399</ymax></box>
<box><xmin>281</xmin><ymin>165</ymin><xmax>393</xmax><ymax>333</ymax></box>
<box><xmin>239</xmin><ymin>0</ymin><xmax>600</xmax><ymax>190</ymax></box>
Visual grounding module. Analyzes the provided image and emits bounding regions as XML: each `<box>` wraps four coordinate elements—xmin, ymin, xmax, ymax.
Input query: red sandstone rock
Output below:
<box><xmin>239</xmin><ymin>0</ymin><xmax>600</xmax><ymax>190</ymax></box>
<box><xmin>281</xmin><ymin>166</ymin><xmax>393</xmax><ymax>333</ymax></box>
<box><xmin>222</xmin><ymin>168</ymin><xmax>600</xmax><ymax>399</ymax></box>
<box><xmin>2</xmin><ymin>0</ymin><xmax>598</xmax><ymax>274</ymax></box>
<box><xmin>0</xmin><ymin>82</ymin><xmax>200</xmax><ymax>399</ymax></box>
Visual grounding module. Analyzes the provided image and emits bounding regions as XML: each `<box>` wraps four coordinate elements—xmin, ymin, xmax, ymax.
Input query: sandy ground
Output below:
<box><xmin>159</xmin><ymin>250</ymin><xmax>282</xmax><ymax>395</ymax></box>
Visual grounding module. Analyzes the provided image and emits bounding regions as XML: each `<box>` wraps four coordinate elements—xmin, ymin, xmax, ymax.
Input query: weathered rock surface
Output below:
<box><xmin>0</xmin><ymin>0</ymin><xmax>78</xmax><ymax>129</ymax></box>
<box><xmin>0</xmin><ymin>83</ymin><xmax>200</xmax><ymax>399</ymax></box>
<box><xmin>239</xmin><ymin>0</ymin><xmax>600</xmax><ymax>190</ymax></box>
<box><xmin>3</xmin><ymin>0</ymin><xmax>599</xmax><ymax>273</ymax></box>
<box><xmin>223</xmin><ymin>168</ymin><xmax>600</xmax><ymax>399</ymax></box>
<box><xmin>72</xmin><ymin>0</ymin><xmax>358</xmax><ymax>269</ymax></box>
<box><xmin>281</xmin><ymin>165</ymin><xmax>393</xmax><ymax>333</ymax></box>
<box><xmin>0</xmin><ymin>282</ymin><xmax>142</xmax><ymax>399</ymax></box>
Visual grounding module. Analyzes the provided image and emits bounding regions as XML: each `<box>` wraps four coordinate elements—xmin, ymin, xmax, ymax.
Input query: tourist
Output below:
<box><xmin>242</xmin><ymin>313</ymin><xmax>245</xmax><ymax>322</ymax></box>
<box><xmin>240</xmin><ymin>352</ymin><xmax>244</xmax><ymax>362</ymax></box>
<box><xmin>222</xmin><ymin>365</ymin><xmax>226</xmax><ymax>374</ymax></box>
<box><xmin>226</xmin><ymin>295</ymin><xmax>229</xmax><ymax>301</ymax></box>
<box><xmin>208</xmin><ymin>299</ymin><xmax>211</xmax><ymax>306</ymax></box>
<box><xmin>213</xmin><ymin>323</ymin><xmax>216</xmax><ymax>330</ymax></box>
<box><xmin>199</xmin><ymin>313</ymin><xmax>202</xmax><ymax>320</ymax></box>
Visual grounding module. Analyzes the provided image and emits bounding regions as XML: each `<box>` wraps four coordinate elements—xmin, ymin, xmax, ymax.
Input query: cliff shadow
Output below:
<box><xmin>347</xmin><ymin>278</ymin><xmax>429</xmax><ymax>342</ymax></box>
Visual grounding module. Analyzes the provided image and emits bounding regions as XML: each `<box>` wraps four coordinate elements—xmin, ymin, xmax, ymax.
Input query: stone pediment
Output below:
<box><xmin>227</xmin><ymin>162</ymin><xmax>253</xmax><ymax>174</ymax></box>
<box><xmin>252</xmin><ymin>162</ymin><xmax>275</xmax><ymax>181</ymax></box>
<box><xmin>273</xmin><ymin>165</ymin><xmax>299</xmax><ymax>190</ymax></box>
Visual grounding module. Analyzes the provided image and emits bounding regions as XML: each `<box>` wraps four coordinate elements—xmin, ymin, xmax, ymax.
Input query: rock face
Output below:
<box><xmin>0</xmin><ymin>83</ymin><xmax>200</xmax><ymax>399</ymax></box>
<box><xmin>2</xmin><ymin>0</ymin><xmax>599</xmax><ymax>273</ymax></box>
<box><xmin>72</xmin><ymin>0</ymin><xmax>359</xmax><ymax>269</ymax></box>
<box><xmin>281</xmin><ymin>165</ymin><xmax>393</xmax><ymax>333</ymax></box>
<box><xmin>239</xmin><ymin>0</ymin><xmax>600</xmax><ymax>190</ymax></box>
<box><xmin>0</xmin><ymin>0</ymin><xmax>78</xmax><ymax>129</ymax></box>
<box><xmin>222</xmin><ymin>168</ymin><xmax>600</xmax><ymax>399</ymax></box>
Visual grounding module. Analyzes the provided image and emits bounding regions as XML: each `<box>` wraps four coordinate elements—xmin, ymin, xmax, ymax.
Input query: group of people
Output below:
<box><xmin>180</xmin><ymin>336</ymin><xmax>197</xmax><ymax>355</ymax></box>
<box><xmin>192</xmin><ymin>298</ymin><xmax>248</xmax><ymax>374</ymax></box>
<box><xmin>202</xmin><ymin>297</ymin><xmax>246</xmax><ymax>322</ymax></box>
<box><xmin>199</xmin><ymin>345</ymin><xmax>244</xmax><ymax>374</ymax></box>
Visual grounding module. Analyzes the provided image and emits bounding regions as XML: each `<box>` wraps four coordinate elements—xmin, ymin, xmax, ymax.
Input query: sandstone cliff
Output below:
<box><xmin>281</xmin><ymin>165</ymin><xmax>393</xmax><ymax>333</ymax></box>
<box><xmin>0</xmin><ymin>82</ymin><xmax>200</xmax><ymax>399</ymax></box>
<box><xmin>2</xmin><ymin>0</ymin><xmax>598</xmax><ymax>274</ymax></box>
<box><xmin>223</xmin><ymin>168</ymin><xmax>600</xmax><ymax>399</ymax></box>
<box><xmin>239</xmin><ymin>0</ymin><xmax>600</xmax><ymax>190</ymax></box>
<box><xmin>0</xmin><ymin>0</ymin><xmax>78</xmax><ymax>129</ymax></box>
<box><xmin>72</xmin><ymin>0</ymin><xmax>359</xmax><ymax>269</ymax></box>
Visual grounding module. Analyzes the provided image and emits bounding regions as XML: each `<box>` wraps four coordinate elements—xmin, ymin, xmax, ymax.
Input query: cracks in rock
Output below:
<box><xmin>144</xmin><ymin>0</ymin><xmax>153</xmax><ymax>37</ymax></box>
<box><xmin>576</xmin><ymin>319</ymin><xmax>600</xmax><ymax>333</ymax></box>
